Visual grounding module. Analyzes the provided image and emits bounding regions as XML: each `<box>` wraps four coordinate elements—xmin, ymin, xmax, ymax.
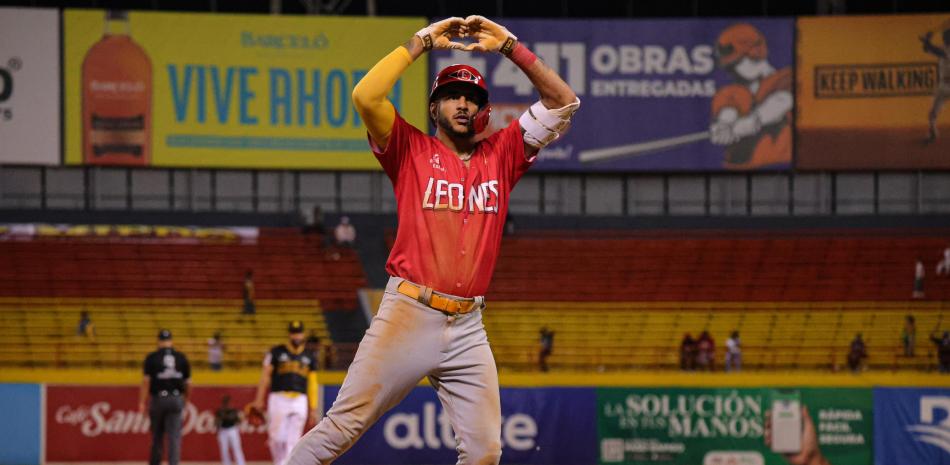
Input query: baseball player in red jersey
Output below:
<box><xmin>286</xmin><ymin>16</ymin><xmax>578</xmax><ymax>465</ymax></box>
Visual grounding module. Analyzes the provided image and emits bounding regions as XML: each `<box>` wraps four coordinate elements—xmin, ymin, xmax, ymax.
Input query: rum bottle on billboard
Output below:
<box><xmin>82</xmin><ymin>10</ymin><xmax>152</xmax><ymax>166</ymax></box>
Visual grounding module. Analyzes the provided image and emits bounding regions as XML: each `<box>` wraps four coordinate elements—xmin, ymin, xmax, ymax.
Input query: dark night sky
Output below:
<box><xmin>1</xmin><ymin>0</ymin><xmax>948</xmax><ymax>17</ymax></box>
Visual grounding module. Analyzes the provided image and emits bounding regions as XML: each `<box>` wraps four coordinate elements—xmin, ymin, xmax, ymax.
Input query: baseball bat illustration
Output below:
<box><xmin>578</xmin><ymin>130</ymin><xmax>711</xmax><ymax>163</ymax></box>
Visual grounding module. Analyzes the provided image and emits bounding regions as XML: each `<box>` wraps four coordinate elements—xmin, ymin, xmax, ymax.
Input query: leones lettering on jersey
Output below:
<box><xmin>422</xmin><ymin>177</ymin><xmax>499</xmax><ymax>213</ymax></box>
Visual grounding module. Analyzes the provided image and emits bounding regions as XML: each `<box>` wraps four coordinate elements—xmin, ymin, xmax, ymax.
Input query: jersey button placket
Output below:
<box><xmin>456</xmin><ymin>165</ymin><xmax>474</xmax><ymax>287</ymax></box>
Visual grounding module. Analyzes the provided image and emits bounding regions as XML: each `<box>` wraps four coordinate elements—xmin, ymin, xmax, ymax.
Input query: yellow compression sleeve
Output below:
<box><xmin>307</xmin><ymin>371</ymin><xmax>319</xmax><ymax>410</ymax></box>
<box><xmin>351</xmin><ymin>46</ymin><xmax>413</xmax><ymax>146</ymax></box>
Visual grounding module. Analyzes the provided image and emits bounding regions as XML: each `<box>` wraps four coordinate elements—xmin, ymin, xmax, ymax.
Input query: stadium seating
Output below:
<box><xmin>488</xmin><ymin>229</ymin><xmax>950</xmax><ymax>301</ymax></box>
<box><xmin>0</xmin><ymin>227</ymin><xmax>366</xmax><ymax>308</ymax></box>
<box><xmin>0</xmin><ymin>297</ymin><xmax>330</xmax><ymax>368</ymax></box>
<box><xmin>0</xmin><ymin>228</ymin><xmax>366</xmax><ymax>368</ymax></box>
<box><xmin>380</xmin><ymin>228</ymin><xmax>949</xmax><ymax>371</ymax></box>
<box><xmin>483</xmin><ymin>300</ymin><xmax>948</xmax><ymax>372</ymax></box>
<box><xmin>353</xmin><ymin>291</ymin><xmax>948</xmax><ymax>372</ymax></box>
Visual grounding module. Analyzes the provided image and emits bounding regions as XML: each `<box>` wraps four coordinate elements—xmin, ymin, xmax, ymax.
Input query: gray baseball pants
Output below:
<box><xmin>149</xmin><ymin>394</ymin><xmax>184</xmax><ymax>465</ymax></box>
<box><xmin>286</xmin><ymin>277</ymin><xmax>501</xmax><ymax>465</ymax></box>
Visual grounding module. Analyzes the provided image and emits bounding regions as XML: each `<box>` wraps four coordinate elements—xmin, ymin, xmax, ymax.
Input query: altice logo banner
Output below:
<box><xmin>874</xmin><ymin>387</ymin><xmax>950</xmax><ymax>465</ymax></box>
<box><xmin>324</xmin><ymin>386</ymin><xmax>597</xmax><ymax>465</ymax></box>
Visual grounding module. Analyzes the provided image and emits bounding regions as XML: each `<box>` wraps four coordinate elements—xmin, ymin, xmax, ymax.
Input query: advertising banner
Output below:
<box><xmin>597</xmin><ymin>387</ymin><xmax>871</xmax><ymax>465</ymax></box>
<box><xmin>797</xmin><ymin>15</ymin><xmax>950</xmax><ymax>169</ymax></box>
<box><xmin>326</xmin><ymin>386</ymin><xmax>597</xmax><ymax>465</ymax></box>
<box><xmin>430</xmin><ymin>18</ymin><xmax>794</xmax><ymax>172</ymax></box>
<box><xmin>63</xmin><ymin>10</ymin><xmax>426</xmax><ymax>170</ymax></box>
<box><xmin>0</xmin><ymin>384</ymin><xmax>42</xmax><ymax>465</ymax></box>
<box><xmin>0</xmin><ymin>223</ymin><xmax>259</xmax><ymax>244</ymax></box>
<box><xmin>874</xmin><ymin>387</ymin><xmax>950</xmax><ymax>465</ymax></box>
<box><xmin>46</xmin><ymin>385</ymin><xmax>269</xmax><ymax>462</ymax></box>
<box><xmin>0</xmin><ymin>8</ymin><xmax>60</xmax><ymax>165</ymax></box>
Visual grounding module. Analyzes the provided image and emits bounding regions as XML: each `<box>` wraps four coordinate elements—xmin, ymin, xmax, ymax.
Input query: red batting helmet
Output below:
<box><xmin>429</xmin><ymin>64</ymin><xmax>491</xmax><ymax>134</ymax></box>
<box><xmin>715</xmin><ymin>23</ymin><xmax>768</xmax><ymax>68</ymax></box>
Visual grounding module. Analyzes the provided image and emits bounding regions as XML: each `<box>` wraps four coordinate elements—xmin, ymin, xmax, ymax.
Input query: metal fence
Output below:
<box><xmin>3</xmin><ymin>165</ymin><xmax>950</xmax><ymax>217</ymax></box>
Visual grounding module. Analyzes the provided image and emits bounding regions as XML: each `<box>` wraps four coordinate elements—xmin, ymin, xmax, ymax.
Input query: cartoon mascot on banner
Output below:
<box><xmin>709</xmin><ymin>23</ymin><xmax>793</xmax><ymax>169</ymax></box>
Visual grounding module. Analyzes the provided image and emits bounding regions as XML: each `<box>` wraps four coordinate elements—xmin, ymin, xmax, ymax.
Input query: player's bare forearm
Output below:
<box><xmin>515</xmin><ymin>53</ymin><xmax>578</xmax><ymax>110</ymax></box>
<box><xmin>255</xmin><ymin>379</ymin><xmax>270</xmax><ymax>403</ymax></box>
<box><xmin>462</xmin><ymin>16</ymin><xmax>576</xmax><ymax>109</ymax></box>
<box><xmin>254</xmin><ymin>365</ymin><xmax>272</xmax><ymax>405</ymax></box>
<box><xmin>402</xmin><ymin>35</ymin><xmax>426</xmax><ymax>61</ymax></box>
<box><xmin>138</xmin><ymin>376</ymin><xmax>150</xmax><ymax>412</ymax></box>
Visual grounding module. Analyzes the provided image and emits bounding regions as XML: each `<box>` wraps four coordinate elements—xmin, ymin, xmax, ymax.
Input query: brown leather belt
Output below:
<box><xmin>397</xmin><ymin>280</ymin><xmax>483</xmax><ymax>315</ymax></box>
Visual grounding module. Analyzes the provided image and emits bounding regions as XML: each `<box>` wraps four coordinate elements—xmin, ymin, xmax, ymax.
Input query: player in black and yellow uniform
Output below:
<box><xmin>252</xmin><ymin>321</ymin><xmax>319</xmax><ymax>465</ymax></box>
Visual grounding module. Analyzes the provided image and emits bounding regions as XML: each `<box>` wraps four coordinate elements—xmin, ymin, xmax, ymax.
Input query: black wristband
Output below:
<box><xmin>500</xmin><ymin>37</ymin><xmax>517</xmax><ymax>56</ymax></box>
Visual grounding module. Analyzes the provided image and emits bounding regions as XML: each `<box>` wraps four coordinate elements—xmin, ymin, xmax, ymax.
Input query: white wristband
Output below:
<box><xmin>415</xmin><ymin>26</ymin><xmax>434</xmax><ymax>50</ymax></box>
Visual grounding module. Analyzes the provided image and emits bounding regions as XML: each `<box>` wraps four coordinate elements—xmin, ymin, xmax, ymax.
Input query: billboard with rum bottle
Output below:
<box><xmin>81</xmin><ymin>10</ymin><xmax>152</xmax><ymax>166</ymax></box>
<box><xmin>64</xmin><ymin>9</ymin><xmax>427</xmax><ymax>169</ymax></box>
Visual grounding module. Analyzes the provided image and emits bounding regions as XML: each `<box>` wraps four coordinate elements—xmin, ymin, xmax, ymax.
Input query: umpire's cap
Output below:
<box><xmin>288</xmin><ymin>320</ymin><xmax>305</xmax><ymax>333</ymax></box>
<box><xmin>158</xmin><ymin>329</ymin><xmax>173</xmax><ymax>340</ymax></box>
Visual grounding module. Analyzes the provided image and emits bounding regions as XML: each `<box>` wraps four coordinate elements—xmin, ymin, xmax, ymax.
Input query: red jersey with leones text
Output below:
<box><xmin>371</xmin><ymin>112</ymin><xmax>534</xmax><ymax>297</ymax></box>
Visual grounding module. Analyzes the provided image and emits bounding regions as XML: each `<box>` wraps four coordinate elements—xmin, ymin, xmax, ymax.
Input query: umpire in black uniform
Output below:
<box><xmin>139</xmin><ymin>329</ymin><xmax>191</xmax><ymax>465</ymax></box>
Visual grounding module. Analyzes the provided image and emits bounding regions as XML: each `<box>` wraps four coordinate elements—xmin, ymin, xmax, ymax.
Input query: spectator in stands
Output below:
<box><xmin>913</xmin><ymin>258</ymin><xmax>926</xmax><ymax>299</ymax></box>
<box><xmin>696</xmin><ymin>331</ymin><xmax>715</xmax><ymax>371</ymax></box>
<box><xmin>930</xmin><ymin>331</ymin><xmax>950</xmax><ymax>373</ymax></box>
<box><xmin>242</xmin><ymin>271</ymin><xmax>256</xmax><ymax>315</ymax></box>
<box><xmin>847</xmin><ymin>333</ymin><xmax>867</xmax><ymax>372</ymax></box>
<box><xmin>208</xmin><ymin>332</ymin><xmax>224</xmax><ymax>371</ymax></box>
<box><xmin>538</xmin><ymin>327</ymin><xmax>555</xmax><ymax>372</ymax></box>
<box><xmin>937</xmin><ymin>246</ymin><xmax>950</xmax><ymax>277</ymax></box>
<box><xmin>680</xmin><ymin>333</ymin><xmax>697</xmax><ymax>371</ymax></box>
<box><xmin>725</xmin><ymin>331</ymin><xmax>742</xmax><ymax>372</ymax></box>
<box><xmin>334</xmin><ymin>216</ymin><xmax>357</xmax><ymax>247</ymax></box>
<box><xmin>215</xmin><ymin>394</ymin><xmax>246</xmax><ymax>465</ymax></box>
<box><xmin>902</xmin><ymin>315</ymin><xmax>917</xmax><ymax>357</ymax></box>
<box><xmin>76</xmin><ymin>310</ymin><xmax>96</xmax><ymax>340</ymax></box>
<box><xmin>301</xmin><ymin>205</ymin><xmax>326</xmax><ymax>236</ymax></box>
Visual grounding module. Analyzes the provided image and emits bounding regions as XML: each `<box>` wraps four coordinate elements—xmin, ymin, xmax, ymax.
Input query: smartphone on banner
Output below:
<box><xmin>770</xmin><ymin>389</ymin><xmax>802</xmax><ymax>454</ymax></box>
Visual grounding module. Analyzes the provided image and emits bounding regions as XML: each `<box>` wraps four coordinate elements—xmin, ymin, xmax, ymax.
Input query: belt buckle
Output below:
<box><xmin>399</xmin><ymin>279</ymin><xmax>480</xmax><ymax>315</ymax></box>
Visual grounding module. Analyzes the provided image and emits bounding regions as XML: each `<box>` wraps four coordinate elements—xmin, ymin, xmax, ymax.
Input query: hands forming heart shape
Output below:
<box><xmin>418</xmin><ymin>16</ymin><xmax>517</xmax><ymax>53</ymax></box>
